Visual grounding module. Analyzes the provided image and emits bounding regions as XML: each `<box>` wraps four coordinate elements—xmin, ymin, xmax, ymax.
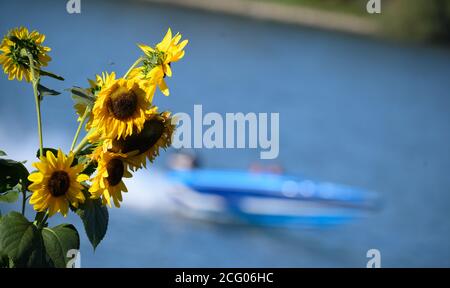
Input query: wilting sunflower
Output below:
<box><xmin>27</xmin><ymin>149</ymin><xmax>88</xmax><ymax>217</ymax></box>
<box><xmin>107</xmin><ymin>111</ymin><xmax>176</xmax><ymax>170</ymax></box>
<box><xmin>89</xmin><ymin>149</ymin><xmax>132</xmax><ymax>208</ymax></box>
<box><xmin>73</xmin><ymin>71</ymin><xmax>116</xmax><ymax>130</ymax></box>
<box><xmin>0</xmin><ymin>27</ymin><xmax>51</xmax><ymax>82</ymax></box>
<box><xmin>134</xmin><ymin>28</ymin><xmax>188</xmax><ymax>96</ymax></box>
<box><xmin>90</xmin><ymin>78</ymin><xmax>152</xmax><ymax>140</ymax></box>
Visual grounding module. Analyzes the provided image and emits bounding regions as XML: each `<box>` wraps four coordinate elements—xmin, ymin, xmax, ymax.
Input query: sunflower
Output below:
<box><xmin>73</xmin><ymin>72</ymin><xmax>116</xmax><ymax>130</ymax></box>
<box><xmin>0</xmin><ymin>27</ymin><xmax>51</xmax><ymax>82</ymax></box>
<box><xmin>88</xmin><ymin>72</ymin><xmax>117</xmax><ymax>96</ymax></box>
<box><xmin>27</xmin><ymin>149</ymin><xmax>88</xmax><ymax>217</ymax></box>
<box><xmin>127</xmin><ymin>66</ymin><xmax>157</xmax><ymax>102</ymax></box>
<box><xmin>90</xmin><ymin>78</ymin><xmax>152</xmax><ymax>140</ymax></box>
<box><xmin>88</xmin><ymin>148</ymin><xmax>132</xmax><ymax>208</ymax></box>
<box><xmin>107</xmin><ymin>111</ymin><xmax>176</xmax><ymax>170</ymax></box>
<box><xmin>135</xmin><ymin>28</ymin><xmax>188</xmax><ymax>96</ymax></box>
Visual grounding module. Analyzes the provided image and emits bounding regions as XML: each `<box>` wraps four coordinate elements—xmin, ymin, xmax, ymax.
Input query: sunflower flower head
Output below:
<box><xmin>87</xmin><ymin>71</ymin><xmax>117</xmax><ymax>96</ymax></box>
<box><xmin>108</xmin><ymin>110</ymin><xmax>176</xmax><ymax>170</ymax></box>
<box><xmin>73</xmin><ymin>72</ymin><xmax>116</xmax><ymax>129</ymax></box>
<box><xmin>0</xmin><ymin>27</ymin><xmax>51</xmax><ymax>82</ymax></box>
<box><xmin>127</xmin><ymin>66</ymin><xmax>157</xmax><ymax>102</ymax></box>
<box><xmin>90</xmin><ymin>78</ymin><xmax>152</xmax><ymax>140</ymax></box>
<box><xmin>134</xmin><ymin>28</ymin><xmax>188</xmax><ymax>97</ymax></box>
<box><xmin>89</xmin><ymin>149</ymin><xmax>132</xmax><ymax>208</ymax></box>
<box><xmin>27</xmin><ymin>149</ymin><xmax>88</xmax><ymax>217</ymax></box>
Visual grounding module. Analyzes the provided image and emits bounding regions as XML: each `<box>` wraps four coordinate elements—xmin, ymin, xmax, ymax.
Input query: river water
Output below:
<box><xmin>1</xmin><ymin>0</ymin><xmax>450</xmax><ymax>267</ymax></box>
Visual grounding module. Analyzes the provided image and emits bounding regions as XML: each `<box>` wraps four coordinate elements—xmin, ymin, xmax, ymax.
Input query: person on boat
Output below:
<box><xmin>168</xmin><ymin>150</ymin><xmax>201</xmax><ymax>170</ymax></box>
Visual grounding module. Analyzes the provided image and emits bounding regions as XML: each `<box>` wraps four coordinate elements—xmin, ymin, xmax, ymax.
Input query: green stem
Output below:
<box><xmin>123</xmin><ymin>56</ymin><xmax>143</xmax><ymax>79</ymax></box>
<box><xmin>26</xmin><ymin>51</ymin><xmax>44</xmax><ymax>157</ymax></box>
<box><xmin>73</xmin><ymin>132</ymin><xmax>91</xmax><ymax>155</ymax></box>
<box><xmin>21</xmin><ymin>189</ymin><xmax>26</xmax><ymax>216</ymax></box>
<box><xmin>32</xmin><ymin>83</ymin><xmax>43</xmax><ymax>157</ymax></box>
<box><xmin>70</xmin><ymin>107</ymin><xmax>90</xmax><ymax>151</ymax></box>
<box><xmin>37</xmin><ymin>212</ymin><xmax>49</xmax><ymax>230</ymax></box>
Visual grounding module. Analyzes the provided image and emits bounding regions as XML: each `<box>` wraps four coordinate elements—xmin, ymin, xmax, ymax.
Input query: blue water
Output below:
<box><xmin>1</xmin><ymin>0</ymin><xmax>450</xmax><ymax>267</ymax></box>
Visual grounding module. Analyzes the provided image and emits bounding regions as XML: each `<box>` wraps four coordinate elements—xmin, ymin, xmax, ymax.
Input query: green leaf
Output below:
<box><xmin>0</xmin><ymin>150</ymin><xmax>6</xmax><ymax>157</ymax></box>
<box><xmin>75</xmin><ymin>149</ymin><xmax>97</xmax><ymax>176</ymax></box>
<box><xmin>36</xmin><ymin>147</ymin><xmax>58</xmax><ymax>159</ymax></box>
<box><xmin>37</xmin><ymin>83</ymin><xmax>61</xmax><ymax>100</ymax></box>
<box><xmin>75</xmin><ymin>157</ymin><xmax>97</xmax><ymax>176</ymax></box>
<box><xmin>0</xmin><ymin>189</ymin><xmax>20</xmax><ymax>203</ymax></box>
<box><xmin>0</xmin><ymin>212</ymin><xmax>46</xmax><ymax>267</ymax></box>
<box><xmin>42</xmin><ymin>224</ymin><xmax>80</xmax><ymax>268</ymax></box>
<box><xmin>77</xmin><ymin>197</ymin><xmax>108</xmax><ymax>250</ymax></box>
<box><xmin>0</xmin><ymin>253</ymin><xmax>9</xmax><ymax>268</ymax></box>
<box><xmin>0</xmin><ymin>158</ymin><xmax>29</xmax><ymax>194</ymax></box>
<box><xmin>38</xmin><ymin>69</ymin><xmax>64</xmax><ymax>81</ymax></box>
<box><xmin>77</xmin><ymin>144</ymin><xmax>95</xmax><ymax>156</ymax></box>
<box><xmin>81</xmin><ymin>161</ymin><xmax>97</xmax><ymax>176</ymax></box>
<box><xmin>69</xmin><ymin>87</ymin><xmax>95</xmax><ymax>109</ymax></box>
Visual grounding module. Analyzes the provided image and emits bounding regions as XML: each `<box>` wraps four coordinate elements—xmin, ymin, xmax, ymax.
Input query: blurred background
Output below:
<box><xmin>1</xmin><ymin>0</ymin><xmax>450</xmax><ymax>267</ymax></box>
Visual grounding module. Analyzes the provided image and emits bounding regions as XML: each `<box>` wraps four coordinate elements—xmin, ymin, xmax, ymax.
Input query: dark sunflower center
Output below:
<box><xmin>107</xmin><ymin>91</ymin><xmax>138</xmax><ymax>120</ymax></box>
<box><xmin>106</xmin><ymin>158</ymin><xmax>124</xmax><ymax>186</ymax></box>
<box><xmin>111</xmin><ymin>119</ymin><xmax>165</xmax><ymax>154</ymax></box>
<box><xmin>48</xmin><ymin>171</ymin><xmax>70</xmax><ymax>197</ymax></box>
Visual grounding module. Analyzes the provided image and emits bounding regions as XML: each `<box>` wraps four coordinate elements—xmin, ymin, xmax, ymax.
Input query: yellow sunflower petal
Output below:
<box><xmin>28</xmin><ymin>172</ymin><xmax>44</xmax><ymax>183</ymax></box>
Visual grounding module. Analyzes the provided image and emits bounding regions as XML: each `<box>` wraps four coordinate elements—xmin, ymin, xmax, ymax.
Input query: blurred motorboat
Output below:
<box><xmin>166</xmin><ymin>169</ymin><xmax>380</xmax><ymax>227</ymax></box>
